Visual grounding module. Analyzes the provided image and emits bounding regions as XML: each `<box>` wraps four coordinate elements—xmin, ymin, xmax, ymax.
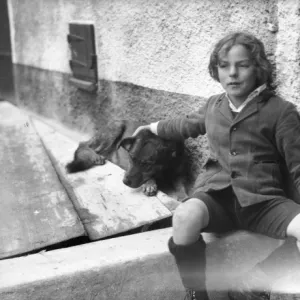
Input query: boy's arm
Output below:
<box><xmin>156</xmin><ymin>113</ymin><xmax>206</xmax><ymax>141</ymax></box>
<box><xmin>132</xmin><ymin>100</ymin><xmax>208</xmax><ymax>139</ymax></box>
<box><xmin>275</xmin><ymin>103</ymin><xmax>300</xmax><ymax>191</ymax></box>
<box><xmin>156</xmin><ymin>101</ymin><xmax>208</xmax><ymax>140</ymax></box>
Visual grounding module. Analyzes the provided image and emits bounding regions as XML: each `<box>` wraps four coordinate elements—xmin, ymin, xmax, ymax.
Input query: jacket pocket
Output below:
<box><xmin>252</xmin><ymin>161</ymin><xmax>283</xmax><ymax>194</ymax></box>
<box><xmin>196</xmin><ymin>157</ymin><xmax>222</xmax><ymax>187</ymax></box>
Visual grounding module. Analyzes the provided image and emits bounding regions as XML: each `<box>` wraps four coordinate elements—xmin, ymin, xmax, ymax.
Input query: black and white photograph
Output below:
<box><xmin>1</xmin><ymin>1</ymin><xmax>300</xmax><ymax>299</ymax></box>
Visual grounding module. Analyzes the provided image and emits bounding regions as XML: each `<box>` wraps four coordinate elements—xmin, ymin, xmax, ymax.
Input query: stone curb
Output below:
<box><xmin>0</xmin><ymin>228</ymin><xmax>185</xmax><ymax>300</ymax></box>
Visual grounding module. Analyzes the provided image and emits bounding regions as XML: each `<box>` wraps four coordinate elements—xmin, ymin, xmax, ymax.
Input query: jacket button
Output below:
<box><xmin>231</xmin><ymin>171</ymin><xmax>238</xmax><ymax>178</ymax></box>
<box><xmin>232</xmin><ymin>127</ymin><xmax>237</xmax><ymax>131</ymax></box>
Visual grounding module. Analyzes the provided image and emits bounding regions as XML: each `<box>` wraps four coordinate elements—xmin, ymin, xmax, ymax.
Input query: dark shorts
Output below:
<box><xmin>189</xmin><ymin>186</ymin><xmax>300</xmax><ymax>239</ymax></box>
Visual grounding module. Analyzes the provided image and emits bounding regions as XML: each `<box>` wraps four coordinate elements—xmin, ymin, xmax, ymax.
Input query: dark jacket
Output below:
<box><xmin>157</xmin><ymin>90</ymin><xmax>300</xmax><ymax>207</ymax></box>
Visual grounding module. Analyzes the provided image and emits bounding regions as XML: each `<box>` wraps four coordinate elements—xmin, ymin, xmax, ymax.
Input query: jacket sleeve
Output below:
<box><xmin>156</xmin><ymin>100</ymin><xmax>208</xmax><ymax>141</ymax></box>
<box><xmin>275</xmin><ymin>102</ymin><xmax>300</xmax><ymax>190</ymax></box>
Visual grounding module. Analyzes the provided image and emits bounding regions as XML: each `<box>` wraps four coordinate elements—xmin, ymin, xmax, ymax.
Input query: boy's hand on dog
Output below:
<box><xmin>132</xmin><ymin>124</ymin><xmax>152</xmax><ymax>136</ymax></box>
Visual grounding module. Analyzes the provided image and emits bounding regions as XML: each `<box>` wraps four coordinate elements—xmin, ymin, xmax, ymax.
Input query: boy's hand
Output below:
<box><xmin>132</xmin><ymin>125</ymin><xmax>152</xmax><ymax>136</ymax></box>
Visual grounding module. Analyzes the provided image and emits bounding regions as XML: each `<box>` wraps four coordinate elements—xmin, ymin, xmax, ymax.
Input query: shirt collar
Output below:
<box><xmin>226</xmin><ymin>83</ymin><xmax>267</xmax><ymax>113</ymax></box>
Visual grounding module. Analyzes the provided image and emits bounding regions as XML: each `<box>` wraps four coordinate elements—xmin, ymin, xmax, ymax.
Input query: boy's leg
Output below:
<box><xmin>168</xmin><ymin>234</ymin><xmax>208</xmax><ymax>299</ymax></box>
<box><xmin>286</xmin><ymin>212</ymin><xmax>300</xmax><ymax>249</ymax></box>
<box><xmin>169</xmin><ymin>198</ymin><xmax>209</xmax><ymax>299</ymax></box>
<box><xmin>169</xmin><ymin>191</ymin><xmax>236</xmax><ymax>300</ymax></box>
<box><xmin>172</xmin><ymin>198</ymin><xmax>209</xmax><ymax>245</ymax></box>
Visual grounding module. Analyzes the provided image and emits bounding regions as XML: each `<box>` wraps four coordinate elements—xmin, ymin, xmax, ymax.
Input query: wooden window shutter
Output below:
<box><xmin>68</xmin><ymin>23</ymin><xmax>98</xmax><ymax>93</ymax></box>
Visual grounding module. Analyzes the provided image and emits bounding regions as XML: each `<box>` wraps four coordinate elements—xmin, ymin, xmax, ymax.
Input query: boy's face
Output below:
<box><xmin>217</xmin><ymin>44</ymin><xmax>257</xmax><ymax>105</ymax></box>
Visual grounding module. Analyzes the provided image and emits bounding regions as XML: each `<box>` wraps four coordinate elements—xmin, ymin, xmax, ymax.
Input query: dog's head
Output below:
<box><xmin>119</xmin><ymin>129</ymin><xmax>181</xmax><ymax>188</ymax></box>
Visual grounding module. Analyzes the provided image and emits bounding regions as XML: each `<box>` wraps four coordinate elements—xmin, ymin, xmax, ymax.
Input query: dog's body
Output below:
<box><xmin>66</xmin><ymin>120</ymin><xmax>188</xmax><ymax>199</ymax></box>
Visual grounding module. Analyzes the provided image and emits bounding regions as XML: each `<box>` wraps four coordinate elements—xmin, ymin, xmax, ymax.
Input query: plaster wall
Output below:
<box><xmin>7</xmin><ymin>0</ymin><xmax>300</xmax><ymax>183</ymax></box>
<box><xmin>9</xmin><ymin>0</ymin><xmax>277</xmax><ymax>98</ymax></box>
<box><xmin>275</xmin><ymin>0</ymin><xmax>300</xmax><ymax>105</ymax></box>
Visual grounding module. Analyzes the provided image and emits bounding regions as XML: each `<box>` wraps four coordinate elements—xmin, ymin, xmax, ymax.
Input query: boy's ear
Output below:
<box><xmin>119</xmin><ymin>137</ymin><xmax>136</xmax><ymax>151</ymax></box>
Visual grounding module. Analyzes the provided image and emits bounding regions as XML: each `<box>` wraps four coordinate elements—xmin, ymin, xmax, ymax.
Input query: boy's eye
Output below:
<box><xmin>239</xmin><ymin>63</ymin><xmax>250</xmax><ymax>68</ymax></box>
<box><xmin>218</xmin><ymin>63</ymin><xmax>228</xmax><ymax>68</ymax></box>
<box><xmin>218</xmin><ymin>63</ymin><xmax>251</xmax><ymax>69</ymax></box>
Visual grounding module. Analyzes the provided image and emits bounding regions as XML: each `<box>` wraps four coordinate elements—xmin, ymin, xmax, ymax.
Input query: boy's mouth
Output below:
<box><xmin>228</xmin><ymin>82</ymin><xmax>241</xmax><ymax>86</ymax></box>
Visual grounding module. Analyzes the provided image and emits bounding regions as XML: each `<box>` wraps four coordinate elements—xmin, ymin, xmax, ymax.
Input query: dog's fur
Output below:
<box><xmin>66</xmin><ymin>120</ymin><xmax>188</xmax><ymax>198</ymax></box>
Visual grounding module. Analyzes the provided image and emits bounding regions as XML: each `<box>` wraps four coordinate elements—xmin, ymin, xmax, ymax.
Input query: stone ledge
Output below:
<box><xmin>2</xmin><ymin>227</ymin><xmax>299</xmax><ymax>300</ymax></box>
<box><xmin>0</xmin><ymin>228</ymin><xmax>184</xmax><ymax>300</ymax></box>
<box><xmin>0</xmin><ymin>101</ymin><xmax>85</xmax><ymax>259</ymax></box>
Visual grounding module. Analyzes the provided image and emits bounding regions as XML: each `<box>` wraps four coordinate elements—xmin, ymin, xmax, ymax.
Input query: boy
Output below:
<box><xmin>134</xmin><ymin>32</ymin><xmax>300</xmax><ymax>300</ymax></box>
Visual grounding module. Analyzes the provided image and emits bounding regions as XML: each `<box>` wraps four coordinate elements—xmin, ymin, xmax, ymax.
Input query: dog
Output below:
<box><xmin>66</xmin><ymin>120</ymin><xmax>188</xmax><ymax>198</ymax></box>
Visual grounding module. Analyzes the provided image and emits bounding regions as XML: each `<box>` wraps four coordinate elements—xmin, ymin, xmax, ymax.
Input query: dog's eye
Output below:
<box><xmin>132</xmin><ymin>158</ymin><xmax>154</xmax><ymax>168</ymax></box>
<box><xmin>140</xmin><ymin>161</ymin><xmax>152</xmax><ymax>168</ymax></box>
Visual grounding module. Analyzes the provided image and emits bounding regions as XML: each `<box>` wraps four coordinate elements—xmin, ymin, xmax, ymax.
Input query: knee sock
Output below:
<box><xmin>168</xmin><ymin>236</ymin><xmax>209</xmax><ymax>299</ymax></box>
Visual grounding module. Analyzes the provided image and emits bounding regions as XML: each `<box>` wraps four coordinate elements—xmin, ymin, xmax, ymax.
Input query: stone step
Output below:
<box><xmin>0</xmin><ymin>101</ymin><xmax>85</xmax><ymax>259</ymax></box>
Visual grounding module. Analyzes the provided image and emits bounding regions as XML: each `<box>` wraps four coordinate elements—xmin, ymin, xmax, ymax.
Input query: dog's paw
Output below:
<box><xmin>142</xmin><ymin>179</ymin><xmax>158</xmax><ymax>196</ymax></box>
<box><xmin>95</xmin><ymin>155</ymin><xmax>106</xmax><ymax>165</ymax></box>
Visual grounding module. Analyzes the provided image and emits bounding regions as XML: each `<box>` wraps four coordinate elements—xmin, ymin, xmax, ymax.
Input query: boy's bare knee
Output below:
<box><xmin>173</xmin><ymin>198</ymin><xmax>209</xmax><ymax>231</ymax></box>
<box><xmin>287</xmin><ymin>213</ymin><xmax>300</xmax><ymax>242</ymax></box>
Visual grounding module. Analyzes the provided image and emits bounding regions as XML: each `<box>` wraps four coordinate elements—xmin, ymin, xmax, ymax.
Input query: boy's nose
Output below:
<box><xmin>229</xmin><ymin>66</ymin><xmax>237</xmax><ymax>76</ymax></box>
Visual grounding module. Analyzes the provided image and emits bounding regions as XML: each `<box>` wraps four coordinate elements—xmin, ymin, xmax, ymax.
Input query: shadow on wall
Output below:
<box><xmin>0</xmin><ymin>56</ymin><xmax>14</xmax><ymax>102</ymax></box>
<box><xmin>12</xmin><ymin>63</ymin><xmax>209</xmax><ymax>191</ymax></box>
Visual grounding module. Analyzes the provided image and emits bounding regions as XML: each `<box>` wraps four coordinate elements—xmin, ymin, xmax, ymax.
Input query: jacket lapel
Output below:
<box><xmin>216</xmin><ymin>89</ymin><xmax>274</xmax><ymax>124</ymax></box>
<box><xmin>217</xmin><ymin>94</ymin><xmax>233</xmax><ymax>122</ymax></box>
<box><xmin>233</xmin><ymin>98</ymin><xmax>258</xmax><ymax>124</ymax></box>
<box><xmin>233</xmin><ymin>90</ymin><xmax>274</xmax><ymax>124</ymax></box>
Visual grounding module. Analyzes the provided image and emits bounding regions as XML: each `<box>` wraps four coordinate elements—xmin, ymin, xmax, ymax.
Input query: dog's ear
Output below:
<box><xmin>119</xmin><ymin>137</ymin><xmax>136</xmax><ymax>151</ymax></box>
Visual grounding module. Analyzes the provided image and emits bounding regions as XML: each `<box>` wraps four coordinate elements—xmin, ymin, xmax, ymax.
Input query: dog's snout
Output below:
<box><xmin>123</xmin><ymin>177</ymin><xmax>132</xmax><ymax>187</ymax></box>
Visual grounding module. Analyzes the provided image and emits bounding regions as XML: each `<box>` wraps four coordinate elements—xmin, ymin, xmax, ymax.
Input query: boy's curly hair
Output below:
<box><xmin>208</xmin><ymin>32</ymin><xmax>273</xmax><ymax>88</ymax></box>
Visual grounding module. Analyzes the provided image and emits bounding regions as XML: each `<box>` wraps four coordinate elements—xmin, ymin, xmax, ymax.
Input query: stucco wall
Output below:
<box><xmin>9</xmin><ymin>0</ymin><xmax>278</xmax><ymax>98</ymax></box>
<box><xmin>275</xmin><ymin>0</ymin><xmax>300</xmax><ymax>104</ymax></box>
<box><xmin>7</xmin><ymin>0</ymin><xmax>300</xmax><ymax>190</ymax></box>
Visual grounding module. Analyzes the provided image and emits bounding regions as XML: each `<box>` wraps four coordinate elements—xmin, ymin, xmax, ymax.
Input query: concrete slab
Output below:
<box><xmin>1</xmin><ymin>227</ymin><xmax>299</xmax><ymax>300</ymax></box>
<box><xmin>31</xmin><ymin>118</ymin><xmax>180</xmax><ymax>240</ymax></box>
<box><xmin>0</xmin><ymin>102</ymin><xmax>85</xmax><ymax>259</ymax></box>
<box><xmin>0</xmin><ymin>228</ymin><xmax>185</xmax><ymax>300</ymax></box>
<box><xmin>205</xmin><ymin>231</ymin><xmax>300</xmax><ymax>299</ymax></box>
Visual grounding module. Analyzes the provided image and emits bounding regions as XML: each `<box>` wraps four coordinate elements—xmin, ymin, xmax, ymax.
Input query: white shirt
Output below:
<box><xmin>227</xmin><ymin>83</ymin><xmax>267</xmax><ymax>113</ymax></box>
